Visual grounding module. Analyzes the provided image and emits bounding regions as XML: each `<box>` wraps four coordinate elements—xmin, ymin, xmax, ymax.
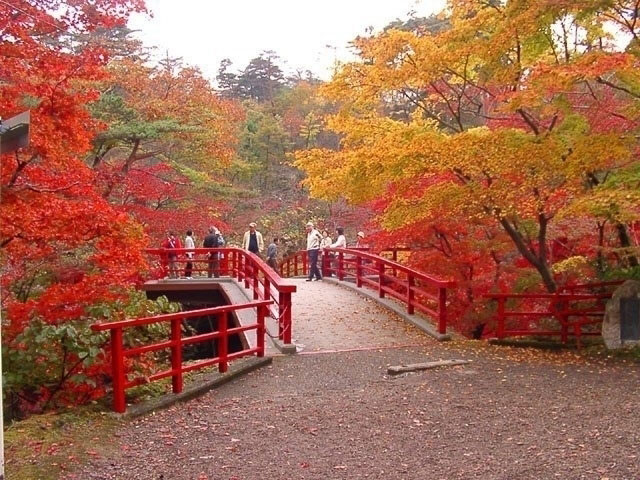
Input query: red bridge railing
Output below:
<box><xmin>145</xmin><ymin>247</ymin><xmax>296</xmax><ymax>345</ymax></box>
<box><xmin>91</xmin><ymin>300</ymin><xmax>271</xmax><ymax>413</ymax></box>
<box><xmin>484</xmin><ymin>281</ymin><xmax>623</xmax><ymax>346</ymax></box>
<box><xmin>281</xmin><ymin>248</ymin><xmax>456</xmax><ymax>335</ymax></box>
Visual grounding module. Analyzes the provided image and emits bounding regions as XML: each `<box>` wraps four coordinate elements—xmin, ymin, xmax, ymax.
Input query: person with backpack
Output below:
<box><xmin>203</xmin><ymin>226</ymin><xmax>221</xmax><ymax>278</ymax></box>
<box><xmin>266</xmin><ymin>237</ymin><xmax>279</xmax><ymax>271</ymax></box>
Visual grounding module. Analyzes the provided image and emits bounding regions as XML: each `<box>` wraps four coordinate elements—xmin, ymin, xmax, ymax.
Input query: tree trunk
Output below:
<box><xmin>500</xmin><ymin>217</ymin><xmax>557</xmax><ymax>292</ymax></box>
<box><xmin>616</xmin><ymin>222</ymin><xmax>639</xmax><ymax>267</ymax></box>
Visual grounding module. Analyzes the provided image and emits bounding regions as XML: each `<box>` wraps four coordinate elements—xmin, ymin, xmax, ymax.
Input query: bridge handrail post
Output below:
<box><xmin>110</xmin><ymin>327</ymin><xmax>126</xmax><ymax>413</ymax></box>
<box><xmin>231</xmin><ymin>250</ymin><xmax>237</xmax><ymax>278</ymax></box>
<box><xmin>294</xmin><ymin>255</ymin><xmax>298</xmax><ymax>276</ymax></box>
<box><xmin>264</xmin><ymin>278</ymin><xmax>271</xmax><ymax>303</ymax></box>
<box><xmin>252</xmin><ymin>260</ymin><xmax>260</xmax><ymax>300</ymax></box>
<box><xmin>322</xmin><ymin>251</ymin><xmax>330</xmax><ymax>278</ymax></box>
<box><xmin>302</xmin><ymin>252</ymin><xmax>308</xmax><ymax>277</ymax></box>
<box><xmin>356</xmin><ymin>256</ymin><xmax>362</xmax><ymax>287</ymax></box>
<box><xmin>171</xmin><ymin>317</ymin><xmax>183</xmax><ymax>393</ymax></box>
<box><xmin>257</xmin><ymin>305</ymin><xmax>266</xmax><ymax>357</ymax></box>
<box><xmin>407</xmin><ymin>274</ymin><xmax>415</xmax><ymax>315</ymax></box>
<box><xmin>338</xmin><ymin>252</ymin><xmax>344</xmax><ymax>280</ymax></box>
<box><xmin>378</xmin><ymin>261</ymin><xmax>385</xmax><ymax>298</ymax></box>
<box><xmin>244</xmin><ymin>255</ymin><xmax>250</xmax><ymax>288</ymax></box>
<box><xmin>496</xmin><ymin>297</ymin><xmax>506</xmax><ymax>338</ymax></box>
<box><xmin>278</xmin><ymin>291</ymin><xmax>292</xmax><ymax>344</ymax></box>
<box><xmin>218</xmin><ymin>312</ymin><xmax>228</xmax><ymax>373</ymax></box>
<box><xmin>438</xmin><ymin>287</ymin><xmax>447</xmax><ymax>335</ymax></box>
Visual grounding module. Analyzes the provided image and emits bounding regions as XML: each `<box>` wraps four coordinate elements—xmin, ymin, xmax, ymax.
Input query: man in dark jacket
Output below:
<box><xmin>203</xmin><ymin>226</ymin><xmax>221</xmax><ymax>278</ymax></box>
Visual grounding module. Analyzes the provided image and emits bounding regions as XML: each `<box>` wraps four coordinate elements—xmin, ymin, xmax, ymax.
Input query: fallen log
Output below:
<box><xmin>387</xmin><ymin>359</ymin><xmax>471</xmax><ymax>375</ymax></box>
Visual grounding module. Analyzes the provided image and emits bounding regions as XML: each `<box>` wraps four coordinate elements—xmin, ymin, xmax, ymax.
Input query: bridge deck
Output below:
<box><xmin>281</xmin><ymin>278</ymin><xmax>432</xmax><ymax>352</ymax></box>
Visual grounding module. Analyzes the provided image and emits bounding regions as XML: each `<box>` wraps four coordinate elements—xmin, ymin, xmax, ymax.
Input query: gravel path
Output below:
<box><xmin>68</xmin><ymin>280</ymin><xmax>640</xmax><ymax>480</ymax></box>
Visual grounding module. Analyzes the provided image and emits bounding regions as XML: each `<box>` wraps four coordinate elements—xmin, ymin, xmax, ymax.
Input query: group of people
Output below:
<box><xmin>160</xmin><ymin>221</ymin><xmax>366</xmax><ymax>281</ymax></box>
<box><xmin>161</xmin><ymin>227</ymin><xmax>225</xmax><ymax>279</ymax></box>
<box><xmin>304</xmin><ymin>222</ymin><xmax>366</xmax><ymax>282</ymax></box>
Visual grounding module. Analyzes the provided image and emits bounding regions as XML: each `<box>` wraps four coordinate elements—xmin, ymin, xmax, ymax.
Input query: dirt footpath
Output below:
<box><xmin>68</xmin><ymin>280</ymin><xmax>640</xmax><ymax>480</ymax></box>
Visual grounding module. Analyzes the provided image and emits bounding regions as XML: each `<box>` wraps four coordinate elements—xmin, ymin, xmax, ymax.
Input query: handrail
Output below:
<box><xmin>281</xmin><ymin>247</ymin><xmax>456</xmax><ymax>335</ymax></box>
<box><xmin>145</xmin><ymin>247</ymin><xmax>296</xmax><ymax>344</ymax></box>
<box><xmin>91</xmin><ymin>300</ymin><xmax>272</xmax><ymax>413</ymax></box>
<box><xmin>483</xmin><ymin>281</ymin><xmax>623</xmax><ymax>346</ymax></box>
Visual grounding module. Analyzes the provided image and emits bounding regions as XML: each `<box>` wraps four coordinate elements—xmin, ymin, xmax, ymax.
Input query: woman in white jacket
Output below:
<box><xmin>326</xmin><ymin>227</ymin><xmax>346</xmax><ymax>276</ymax></box>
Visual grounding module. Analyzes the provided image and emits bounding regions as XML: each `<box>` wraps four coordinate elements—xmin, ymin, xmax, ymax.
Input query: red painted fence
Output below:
<box><xmin>145</xmin><ymin>247</ymin><xmax>296</xmax><ymax>344</ymax></box>
<box><xmin>484</xmin><ymin>281</ymin><xmax>623</xmax><ymax>346</ymax></box>
<box><xmin>280</xmin><ymin>248</ymin><xmax>456</xmax><ymax>335</ymax></box>
<box><xmin>91</xmin><ymin>300</ymin><xmax>271</xmax><ymax>413</ymax></box>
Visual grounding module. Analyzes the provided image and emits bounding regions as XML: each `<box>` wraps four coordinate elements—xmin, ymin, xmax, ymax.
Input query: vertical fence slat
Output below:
<box><xmin>257</xmin><ymin>306</ymin><xmax>266</xmax><ymax>357</ymax></box>
<box><xmin>218</xmin><ymin>312</ymin><xmax>228</xmax><ymax>373</ymax></box>
<box><xmin>438</xmin><ymin>288</ymin><xmax>447</xmax><ymax>335</ymax></box>
<box><xmin>497</xmin><ymin>297</ymin><xmax>505</xmax><ymax>339</ymax></box>
<box><xmin>111</xmin><ymin>328</ymin><xmax>126</xmax><ymax>413</ymax></box>
<box><xmin>171</xmin><ymin>317</ymin><xmax>183</xmax><ymax>393</ymax></box>
<box><xmin>378</xmin><ymin>261</ymin><xmax>385</xmax><ymax>298</ymax></box>
<box><xmin>407</xmin><ymin>275</ymin><xmax>415</xmax><ymax>315</ymax></box>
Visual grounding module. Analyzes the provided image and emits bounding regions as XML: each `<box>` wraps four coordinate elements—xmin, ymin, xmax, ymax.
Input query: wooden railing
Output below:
<box><xmin>145</xmin><ymin>247</ymin><xmax>296</xmax><ymax>345</ymax></box>
<box><xmin>91</xmin><ymin>300</ymin><xmax>271</xmax><ymax>413</ymax></box>
<box><xmin>281</xmin><ymin>248</ymin><xmax>456</xmax><ymax>335</ymax></box>
<box><xmin>484</xmin><ymin>281</ymin><xmax>623</xmax><ymax>346</ymax></box>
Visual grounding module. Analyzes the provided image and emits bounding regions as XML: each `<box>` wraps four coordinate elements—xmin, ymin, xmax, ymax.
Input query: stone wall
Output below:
<box><xmin>602</xmin><ymin>280</ymin><xmax>640</xmax><ymax>350</ymax></box>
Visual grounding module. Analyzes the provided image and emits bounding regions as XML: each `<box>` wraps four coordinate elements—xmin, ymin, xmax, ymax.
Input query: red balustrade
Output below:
<box><xmin>145</xmin><ymin>247</ymin><xmax>296</xmax><ymax>345</ymax></box>
<box><xmin>485</xmin><ymin>281</ymin><xmax>623</xmax><ymax>346</ymax></box>
<box><xmin>91</xmin><ymin>300</ymin><xmax>271</xmax><ymax>413</ymax></box>
<box><xmin>281</xmin><ymin>247</ymin><xmax>456</xmax><ymax>335</ymax></box>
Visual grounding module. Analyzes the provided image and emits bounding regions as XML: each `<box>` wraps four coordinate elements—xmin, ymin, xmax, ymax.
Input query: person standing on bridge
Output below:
<box><xmin>326</xmin><ymin>226</ymin><xmax>346</xmax><ymax>276</ymax></box>
<box><xmin>184</xmin><ymin>230</ymin><xmax>195</xmax><ymax>279</ymax></box>
<box><xmin>266</xmin><ymin>237</ymin><xmax>279</xmax><ymax>271</ymax></box>
<box><xmin>161</xmin><ymin>231</ymin><xmax>182</xmax><ymax>279</ymax></box>
<box><xmin>305</xmin><ymin>221</ymin><xmax>323</xmax><ymax>282</ymax></box>
<box><xmin>242</xmin><ymin>222</ymin><xmax>264</xmax><ymax>257</ymax></box>
<box><xmin>203</xmin><ymin>226</ymin><xmax>221</xmax><ymax>278</ymax></box>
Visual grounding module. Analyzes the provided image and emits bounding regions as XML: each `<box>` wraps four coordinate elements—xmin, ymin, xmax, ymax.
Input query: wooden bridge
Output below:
<box><xmin>91</xmin><ymin>246</ymin><xmax>619</xmax><ymax>413</ymax></box>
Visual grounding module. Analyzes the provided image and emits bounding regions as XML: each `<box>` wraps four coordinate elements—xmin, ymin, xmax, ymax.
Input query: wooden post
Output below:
<box><xmin>231</xmin><ymin>251</ymin><xmax>237</xmax><ymax>278</ymax></box>
<box><xmin>338</xmin><ymin>252</ymin><xmax>344</xmax><ymax>280</ymax></box>
<box><xmin>407</xmin><ymin>275</ymin><xmax>415</xmax><ymax>315</ymax></box>
<box><xmin>356</xmin><ymin>256</ymin><xmax>362</xmax><ymax>287</ymax></box>
<box><xmin>302</xmin><ymin>252</ymin><xmax>308</xmax><ymax>277</ymax></box>
<box><xmin>378</xmin><ymin>261</ymin><xmax>385</xmax><ymax>298</ymax></box>
<box><xmin>322</xmin><ymin>251</ymin><xmax>329</xmax><ymax>278</ymax></box>
<box><xmin>111</xmin><ymin>328</ymin><xmax>126</xmax><ymax>413</ymax></box>
<box><xmin>253</xmin><ymin>268</ymin><xmax>259</xmax><ymax>300</ymax></box>
<box><xmin>497</xmin><ymin>297</ymin><xmax>505</xmax><ymax>338</ymax></box>
<box><xmin>244</xmin><ymin>257</ymin><xmax>250</xmax><ymax>288</ymax></box>
<box><xmin>438</xmin><ymin>288</ymin><xmax>447</xmax><ymax>335</ymax></box>
<box><xmin>218</xmin><ymin>313</ymin><xmax>228</xmax><ymax>373</ymax></box>
<box><xmin>278</xmin><ymin>291</ymin><xmax>292</xmax><ymax>344</ymax></box>
<box><xmin>264</xmin><ymin>279</ymin><xmax>271</xmax><ymax>303</ymax></box>
<box><xmin>257</xmin><ymin>306</ymin><xmax>266</xmax><ymax>357</ymax></box>
<box><xmin>171</xmin><ymin>318</ymin><xmax>183</xmax><ymax>393</ymax></box>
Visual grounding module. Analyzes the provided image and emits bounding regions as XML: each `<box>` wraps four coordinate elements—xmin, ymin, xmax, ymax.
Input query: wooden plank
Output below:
<box><xmin>387</xmin><ymin>359</ymin><xmax>471</xmax><ymax>375</ymax></box>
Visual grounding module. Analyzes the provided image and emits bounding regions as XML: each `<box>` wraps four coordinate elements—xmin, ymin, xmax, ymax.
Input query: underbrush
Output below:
<box><xmin>4</xmin><ymin>404</ymin><xmax>121</xmax><ymax>480</ymax></box>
